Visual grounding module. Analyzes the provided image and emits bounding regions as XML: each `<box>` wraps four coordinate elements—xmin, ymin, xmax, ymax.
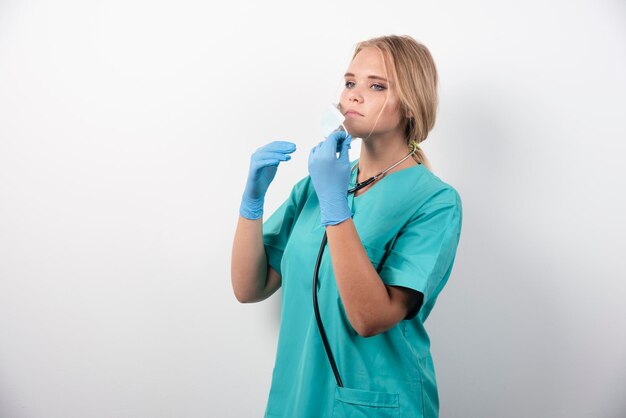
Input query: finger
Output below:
<box><xmin>258</xmin><ymin>151</ymin><xmax>292</xmax><ymax>161</ymax></box>
<box><xmin>324</xmin><ymin>131</ymin><xmax>347</xmax><ymax>153</ymax></box>
<box><xmin>334</xmin><ymin>133</ymin><xmax>351</xmax><ymax>154</ymax></box>
<box><xmin>328</xmin><ymin>130</ymin><xmax>349</xmax><ymax>143</ymax></box>
<box><xmin>255</xmin><ymin>159</ymin><xmax>281</xmax><ymax>168</ymax></box>
<box><xmin>264</xmin><ymin>141</ymin><xmax>297</xmax><ymax>153</ymax></box>
<box><xmin>324</xmin><ymin>142</ymin><xmax>340</xmax><ymax>159</ymax></box>
<box><xmin>338</xmin><ymin>137</ymin><xmax>351</xmax><ymax>160</ymax></box>
<box><xmin>311</xmin><ymin>141</ymin><xmax>323</xmax><ymax>154</ymax></box>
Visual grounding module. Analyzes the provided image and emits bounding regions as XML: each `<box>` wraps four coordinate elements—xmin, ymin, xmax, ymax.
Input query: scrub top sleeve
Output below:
<box><xmin>262</xmin><ymin>175</ymin><xmax>310</xmax><ymax>277</ymax></box>
<box><xmin>379</xmin><ymin>188</ymin><xmax>463</xmax><ymax>309</ymax></box>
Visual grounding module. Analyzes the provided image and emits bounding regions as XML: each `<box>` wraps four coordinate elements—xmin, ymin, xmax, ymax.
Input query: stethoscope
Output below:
<box><xmin>312</xmin><ymin>140</ymin><xmax>421</xmax><ymax>388</ymax></box>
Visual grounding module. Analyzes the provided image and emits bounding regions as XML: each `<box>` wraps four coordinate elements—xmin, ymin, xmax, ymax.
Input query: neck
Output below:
<box><xmin>356</xmin><ymin>131</ymin><xmax>416</xmax><ymax>179</ymax></box>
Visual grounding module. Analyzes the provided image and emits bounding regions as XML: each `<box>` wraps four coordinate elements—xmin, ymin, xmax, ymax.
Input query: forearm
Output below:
<box><xmin>231</xmin><ymin>215</ymin><xmax>268</xmax><ymax>303</ymax></box>
<box><xmin>325</xmin><ymin>218</ymin><xmax>393</xmax><ymax>336</ymax></box>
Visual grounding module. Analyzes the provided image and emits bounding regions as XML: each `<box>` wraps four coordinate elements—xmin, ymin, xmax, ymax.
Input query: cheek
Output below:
<box><xmin>388</xmin><ymin>106</ymin><xmax>403</xmax><ymax>121</ymax></box>
<box><xmin>382</xmin><ymin>100</ymin><xmax>402</xmax><ymax>120</ymax></box>
<box><xmin>370</xmin><ymin>107</ymin><xmax>402</xmax><ymax>130</ymax></box>
<box><xmin>373</xmin><ymin>100</ymin><xmax>399</xmax><ymax>119</ymax></box>
<box><xmin>339</xmin><ymin>91</ymin><xmax>351</xmax><ymax>107</ymax></box>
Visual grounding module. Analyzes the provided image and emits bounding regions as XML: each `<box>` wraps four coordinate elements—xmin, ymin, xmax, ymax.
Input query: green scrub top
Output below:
<box><xmin>262</xmin><ymin>158</ymin><xmax>463</xmax><ymax>418</ymax></box>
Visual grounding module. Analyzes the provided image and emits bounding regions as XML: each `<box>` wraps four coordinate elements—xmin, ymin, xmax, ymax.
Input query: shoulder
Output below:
<box><xmin>413</xmin><ymin>165</ymin><xmax>462</xmax><ymax>211</ymax></box>
<box><xmin>400</xmin><ymin>170</ymin><xmax>463</xmax><ymax>240</ymax></box>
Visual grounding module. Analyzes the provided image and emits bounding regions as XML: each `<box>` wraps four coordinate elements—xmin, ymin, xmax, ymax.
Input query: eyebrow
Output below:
<box><xmin>344</xmin><ymin>72</ymin><xmax>391</xmax><ymax>83</ymax></box>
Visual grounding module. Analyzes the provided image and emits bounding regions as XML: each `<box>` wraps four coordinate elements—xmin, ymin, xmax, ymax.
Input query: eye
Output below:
<box><xmin>344</xmin><ymin>81</ymin><xmax>386</xmax><ymax>91</ymax></box>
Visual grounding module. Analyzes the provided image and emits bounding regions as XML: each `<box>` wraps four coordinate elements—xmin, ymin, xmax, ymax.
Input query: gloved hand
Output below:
<box><xmin>308</xmin><ymin>130</ymin><xmax>353</xmax><ymax>226</ymax></box>
<box><xmin>240</xmin><ymin>141</ymin><xmax>296</xmax><ymax>220</ymax></box>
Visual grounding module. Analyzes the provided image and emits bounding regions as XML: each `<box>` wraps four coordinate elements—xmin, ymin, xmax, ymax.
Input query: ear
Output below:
<box><xmin>406</xmin><ymin>110</ymin><xmax>413</xmax><ymax>119</ymax></box>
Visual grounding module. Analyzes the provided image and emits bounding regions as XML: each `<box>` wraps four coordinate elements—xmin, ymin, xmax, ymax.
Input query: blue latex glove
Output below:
<box><xmin>240</xmin><ymin>141</ymin><xmax>296</xmax><ymax>219</ymax></box>
<box><xmin>308</xmin><ymin>130</ymin><xmax>353</xmax><ymax>226</ymax></box>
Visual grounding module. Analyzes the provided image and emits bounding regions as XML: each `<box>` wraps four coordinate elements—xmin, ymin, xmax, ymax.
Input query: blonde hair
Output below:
<box><xmin>352</xmin><ymin>35</ymin><xmax>438</xmax><ymax>171</ymax></box>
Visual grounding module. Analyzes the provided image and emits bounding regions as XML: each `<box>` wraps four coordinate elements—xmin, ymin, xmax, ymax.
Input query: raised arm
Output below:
<box><xmin>231</xmin><ymin>216</ymin><xmax>282</xmax><ymax>303</ymax></box>
<box><xmin>230</xmin><ymin>140</ymin><xmax>295</xmax><ymax>303</ymax></box>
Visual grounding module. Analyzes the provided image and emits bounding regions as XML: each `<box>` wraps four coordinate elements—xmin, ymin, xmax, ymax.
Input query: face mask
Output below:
<box><xmin>320</xmin><ymin>103</ymin><xmax>347</xmax><ymax>138</ymax></box>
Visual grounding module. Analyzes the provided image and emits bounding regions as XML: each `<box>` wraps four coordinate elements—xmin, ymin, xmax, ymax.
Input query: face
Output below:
<box><xmin>339</xmin><ymin>47</ymin><xmax>405</xmax><ymax>141</ymax></box>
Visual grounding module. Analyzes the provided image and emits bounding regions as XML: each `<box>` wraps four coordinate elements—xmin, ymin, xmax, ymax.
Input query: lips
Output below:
<box><xmin>344</xmin><ymin>109</ymin><xmax>364</xmax><ymax>117</ymax></box>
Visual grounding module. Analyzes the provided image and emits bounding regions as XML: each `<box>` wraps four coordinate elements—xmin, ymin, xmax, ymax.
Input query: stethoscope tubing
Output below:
<box><xmin>313</xmin><ymin>146</ymin><xmax>419</xmax><ymax>388</ymax></box>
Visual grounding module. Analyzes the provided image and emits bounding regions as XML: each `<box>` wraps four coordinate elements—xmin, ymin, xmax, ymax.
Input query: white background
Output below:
<box><xmin>1</xmin><ymin>0</ymin><xmax>625</xmax><ymax>417</ymax></box>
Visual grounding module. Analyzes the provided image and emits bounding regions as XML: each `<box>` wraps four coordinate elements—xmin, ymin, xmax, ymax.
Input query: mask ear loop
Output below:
<box><xmin>373</xmin><ymin>48</ymin><xmax>417</xmax><ymax>156</ymax></box>
<box><xmin>362</xmin><ymin>46</ymin><xmax>391</xmax><ymax>143</ymax></box>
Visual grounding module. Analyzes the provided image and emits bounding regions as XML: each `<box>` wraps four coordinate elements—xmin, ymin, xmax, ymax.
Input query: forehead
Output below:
<box><xmin>346</xmin><ymin>47</ymin><xmax>394</xmax><ymax>80</ymax></box>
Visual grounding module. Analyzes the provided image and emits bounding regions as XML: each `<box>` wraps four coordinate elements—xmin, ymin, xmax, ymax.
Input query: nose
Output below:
<box><xmin>347</xmin><ymin>88</ymin><xmax>363</xmax><ymax>104</ymax></box>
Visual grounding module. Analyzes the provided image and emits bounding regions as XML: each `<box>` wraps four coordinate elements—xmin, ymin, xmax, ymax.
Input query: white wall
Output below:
<box><xmin>1</xmin><ymin>0</ymin><xmax>625</xmax><ymax>417</ymax></box>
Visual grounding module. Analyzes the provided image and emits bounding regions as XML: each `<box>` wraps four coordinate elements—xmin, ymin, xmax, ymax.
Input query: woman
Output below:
<box><xmin>232</xmin><ymin>34</ymin><xmax>463</xmax><ymax>418</ymax></box>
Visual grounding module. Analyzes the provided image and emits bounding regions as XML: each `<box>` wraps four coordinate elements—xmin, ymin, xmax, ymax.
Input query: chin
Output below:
<box><xmin>343</xmin><ymin>123</ymin><xmax>367</xmax><ymax>139</ymax></box>
<box><xmin>346</xmin><ymin>128</ymin><xmax>377</xmax><ymax>141</ymax></box>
